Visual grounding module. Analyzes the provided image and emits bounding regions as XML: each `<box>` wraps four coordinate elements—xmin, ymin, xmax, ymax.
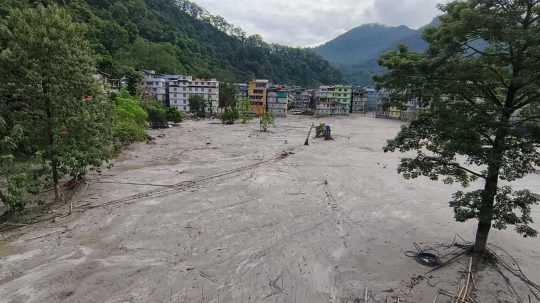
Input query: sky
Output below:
<box><xmin>192</xmin><ymin>0</ymin><xmax>443</xmax><ymax>47</ymax></box>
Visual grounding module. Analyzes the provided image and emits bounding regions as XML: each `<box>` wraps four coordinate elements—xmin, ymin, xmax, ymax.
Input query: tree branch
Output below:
<box><xmin>423</xmin><ymin>156</ymin><xmax>487</xmax><ymax>179</ymax></box>
<box><xmin>511</xmin><ymin>115</ymin><xmax>540</xmax><ymax>126</ymax></box>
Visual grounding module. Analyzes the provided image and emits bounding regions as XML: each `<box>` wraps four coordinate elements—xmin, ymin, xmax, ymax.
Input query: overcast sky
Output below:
<box><xmin>192</xmin><ymin>0</ymin><xmax>443</xmax><ymax>47</ymax></box>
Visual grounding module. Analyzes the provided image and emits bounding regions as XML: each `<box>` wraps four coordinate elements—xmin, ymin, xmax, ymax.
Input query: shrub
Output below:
<box><xmin>260</xmin><ymin>112</ymin><xmax>274</xmax><ymax>132</ymax></box>
<box><xmin>222</xmin><ymin>108</ymin><xmax>240</xmax><ymax>125</ymax></box>
<box><xmin>166</xmin><ymin>107</ymin><xmax>185</xmax><ymax>123</ymax></box>
<box><xmin>145</xmin><ymin>102</ymin><xmax>168</xmax><ymax>128</ymax></box>
<box><xmin>113</xmin><ymin>90</ymin><xmax>148</xmax><ymax>146</ymax></box>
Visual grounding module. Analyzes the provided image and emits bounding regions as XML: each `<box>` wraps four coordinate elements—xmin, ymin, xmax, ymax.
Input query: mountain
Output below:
<box><xmin>0</xmin><ymin>0</ymin><xmax>342</xmax><ymax>87</ymax></box>
<box><xmin>314</xmin><ymin>22</ymin><xmax>436</xmax><ymax>86</ymax></box>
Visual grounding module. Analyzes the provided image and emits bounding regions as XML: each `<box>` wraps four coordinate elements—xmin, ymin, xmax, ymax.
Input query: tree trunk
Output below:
<box><xmin>43</xmin><ymin>84</ymin><xmax>60</xmax><ymax>202</ymax></box>
<box><xmin>51</xmin><ymin>157</ymin><xmax>60</xmax><ymax>201</ymax></box>
<box><xmin>473</xmin><ymin>110</ymin><xmax>511</xmax><ymax>254</ymax></box>
<box><xmin>0</xmin><ymin>189</ymin><xmax>7</xmax><ymax>207</ymax></box>
<box><xmin>474</xmin><ymin>216</ymin><xmax>493</xmax><ymax>253</ymax></box>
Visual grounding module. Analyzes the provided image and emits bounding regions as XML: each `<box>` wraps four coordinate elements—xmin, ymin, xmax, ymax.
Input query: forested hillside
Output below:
<box><xmin>314</xmin><ymin>23</ymin><xmax>433</xmax><ymax>86</ymax></box>
<box><xmin>0</xmin><ymin>0</ymin><xmax>342</xmax><ymax>86</ymax></box>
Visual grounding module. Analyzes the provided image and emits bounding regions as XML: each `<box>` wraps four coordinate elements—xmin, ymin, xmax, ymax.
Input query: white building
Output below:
<box><xmin>187</xmin><ymin>79</ymin><xmax>220</xmax><ymax>114</ymax></box>
<box><xmin>143</xmin><ymin>70</ymin><xmax>167</xmax><ymax>103</ymax></box>
<box><xmin>167</xmin><ymin>75</ymin><xmax>193</xmax><ymax>112</ymax></box>
<box><xmin>143</xmin><ymin>71</ymin><xmax>220</xmax><ymax>113</ymax></box>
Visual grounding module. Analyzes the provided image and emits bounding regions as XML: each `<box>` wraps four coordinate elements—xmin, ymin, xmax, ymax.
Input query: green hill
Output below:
<box><xmin>0</xmin><ymin>0</ymin><xmax>342</xmax><ymax>87</ymax></box>
<box><xmin>313</xmin><ymin>22</ymin><xmax>435</xmax><ymax>86</ymax></box>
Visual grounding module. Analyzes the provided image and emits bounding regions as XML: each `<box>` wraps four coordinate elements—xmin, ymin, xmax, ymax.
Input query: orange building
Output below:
<box><xmin>248</xmin><ymin>79</ymin><xmax>269</xmax><ymax>116</ymax></box>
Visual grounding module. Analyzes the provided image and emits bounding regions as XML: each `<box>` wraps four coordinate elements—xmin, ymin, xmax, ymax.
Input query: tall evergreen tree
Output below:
<box><xmin>0</xmin><ymin>5</ymin><xmax>112</xmax><ymax>202</ymax></box>
<box><xmin>376</xmin><ymin>0</ymin><xmax>540</xmax><ymax>255</ymax></box>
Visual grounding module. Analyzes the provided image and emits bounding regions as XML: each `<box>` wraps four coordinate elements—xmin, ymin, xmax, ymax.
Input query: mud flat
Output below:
<box><xmin>1</xmin><ymin>115</ymin><xmax>539</xmax><ymax>303</ymax></box>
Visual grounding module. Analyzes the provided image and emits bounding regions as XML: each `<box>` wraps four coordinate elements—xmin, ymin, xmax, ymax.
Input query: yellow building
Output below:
<box><xmin>248</xmin><ymin>79</ymin><xmax>269</xmax><ymax>116</ymax></box>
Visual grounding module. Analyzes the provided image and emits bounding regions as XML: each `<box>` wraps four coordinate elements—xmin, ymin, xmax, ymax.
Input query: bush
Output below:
<box><xmin>166</xmin><ymin>107</ymin><xmax>185</xmax><ymax>123</ymax></box>
<box><xmin>145</xmin><ymin>102</ymin><xmax>168</xmax><ymax>128</ymax></box>
<box><xmin>113</xmin><ymin>90</ymin><xmax>148</xmax><ymax>146</ymax></box>
<box><xmin>260</xmin><ymin>112</ymin><xmax>274</xmax><ymax>132</ymax></box>
<box><xmin>222</xmin><ymin>108</ymin><xmax>240</xmax><ymax>125</ymax></box>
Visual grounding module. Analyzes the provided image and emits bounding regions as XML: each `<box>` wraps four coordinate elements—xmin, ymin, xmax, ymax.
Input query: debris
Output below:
<box><xmin>364</xmin><ymin>287</ymin><xmax>369</xmax><ymax>303</ymax></box>
<box><xmin>324</xmin><ymin>125</ymin><xmax>333</xmax><ymax>140</ymax></box>
<box><xmin>305</xmin><ymin>123</ymin><xmax>314</xmax><ymax>145</ymax></box>
<box><xmin>157</xmin><ymin>134</ymin><xmax>166</xmax><ymax>138</ymax></box>
<box><xmin>405</xmin><ymin>243</ymin><xmax>442</xmax><ymax>267</ymax></box>
<box><xmin>278</xmin><ymin>150</ymin><xmax>294</xmax><ymax>159</ymax></box>
<box><xmin>316</xmin><ymin>123</ymin><xmax>326</xmax><ymax>138</ymax></box>
<box><xmin>416</xmin><ymin>252</ymin><xmax>441</xmax><ymax>267</ymax></box>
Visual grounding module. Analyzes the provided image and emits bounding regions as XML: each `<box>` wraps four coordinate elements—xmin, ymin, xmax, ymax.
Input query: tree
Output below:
<box><xmin>219</xmin><ymin>82</ymin><xmax>237</xmax><ymax>109</ymax></box>
<box><xmin>189</xmin><ymin>95</ymin><xmax>208</xmax><ymax>118</ymax></box>
<box><xmin>125</xmin><ymin>69</ymin><xmax>143</xmax><ymax>96</ymax></box>
<box><xmin>376</xmin><ymin>0</ymin><xmax>540</xmax><ymax>255</ymax></box>
<box><xmin>0</xmin><ymin>5</ymin><xmax>111</xmax><ymax>201</ymax></box>
<box><xmin>166</xmin><ymin>107</ymin><xmax>185</xmax><ymax>123</ymax></box>
<box><xmin>113</xmin><ymin>89</ymin><xmax>148</xmax><ymax>146</ymax></box>
<box><xmin>145</xmin><ymin>101</ymin><xmax>168</xmax><ymax>129</ymax></box>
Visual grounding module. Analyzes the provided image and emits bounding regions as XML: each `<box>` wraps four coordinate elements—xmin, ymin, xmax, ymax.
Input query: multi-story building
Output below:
<box><xmin>248</xmin><ymin>79</ymin><xmax>269</xmax><ymax>116</ymax></box>
<box><xmin>143</xmin><ymin>71</ymin><xmax>219</xmax><ymax>113</ymax></box>
<box><xmin>295</xmin><ymin>89</ymin><xmax>314</xmax><ymax>113</ymax></box>
<box><xmin>188</xmin><ymin>78</ymin><xmax>220</xmax><ymax>114</ymax></box>
<box><xmin>351</xmin><ymin>87</ymin><xmax>368</xmax><ymax>113</ymax></box>
<box><xmin>366</xmin><ymin>87</ymin><xmax>381</xmax><ymax>112</ymax></box>
<box><xmin>167</xmin><ymin>75</ymin><xmax>193</xmax><ymax>112</ymax></box>
<box><xmin>267</xmin><ymin>86</ymin><xmax>289</xmax><ymax>117</ymax></box>
<box><xmin>314</xmin><ymin>85</ymin><xmax>352</xmax><ymax>116</ymax></box>
<box><xmin>143</xmin><ymin>70</ymin><xmax>167</xmax><ymax>103</ymax></box>
<box><xmin>234</xmin><ymin>83</ymin><xmax>249</xmax><ymax>100</ymax></box>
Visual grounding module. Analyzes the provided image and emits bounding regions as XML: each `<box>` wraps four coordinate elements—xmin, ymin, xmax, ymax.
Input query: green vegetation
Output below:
<box><xmin>219</xmin><ymin>83</ymin><xmax>237</xmax><ymax>109</ymax></box>
<box><xmin>0</xmin><ymin>5</ymin><xmax>190</xmax><ymax>215</ymax></box>
<box><xmin>377</xmin><ymin>0</ymin><xmax>540</xmax><ymax>255</ymax></box>
<box><xmin>221</xmin><ymin>108</ymin><xmax>240</xmax><ymax>125</ymax></box>
<box><xmin>314</xmin><ymin>22</ymin><xmax>435</xmax><ymax>86</ymax></box>
<box><xmin>144</xmin><ymin>100</ymin><xmax>169</xmax><ymax>129</ymax></box>
<box><xmin>0</xmin><ymin>0</ymin><xmax>343</xmax><ymax>87</ymax></box>
<box><xmin>316</xmin><ymin>123</ymin><xmax>326</xmax><ymax>138</ymax></box>
<box><xmin>0</xmin><ymin>5</ymin><xmax>113</xmax><ymax>210</ymax></box>
<box><xmin>166</xmin><ymin>107</ymin><xmax>185</xmax><ymax>123</ymax></box>
<box><xmin>189</xmin><ymin>95</ymin><xmax>209</xmax><ymax>118</ymax></box>
<box><xmin>113</xmin><ymin>90</ymin><xmax>148</xmax><ymax>146</ymax></box>
<box><xmin>260</xmin><ymin>113</ymin><xmax>274</xmax><ymax>132</ymax></box>
<box><xmin>237</xmin><ymin>99</ymin><xmax>253</xmax><ymax>124</ymax></box>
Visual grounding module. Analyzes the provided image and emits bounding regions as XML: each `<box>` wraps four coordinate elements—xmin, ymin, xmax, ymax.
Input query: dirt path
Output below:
<box><xmin>1</xmin><ymin>116</ymin><xmax>539</xmax><ymax>303</ymax></box>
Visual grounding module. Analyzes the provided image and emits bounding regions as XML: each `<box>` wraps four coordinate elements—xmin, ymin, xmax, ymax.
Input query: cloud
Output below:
<box><xmin>372</xmin><ymin>0</ymin><xmax>441</xmax><ymax>28</ymax></box>
<box><xmin>192</xmin><ymin>0</ymin><xmax>442</xmax><ymax>47</ymax></box>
